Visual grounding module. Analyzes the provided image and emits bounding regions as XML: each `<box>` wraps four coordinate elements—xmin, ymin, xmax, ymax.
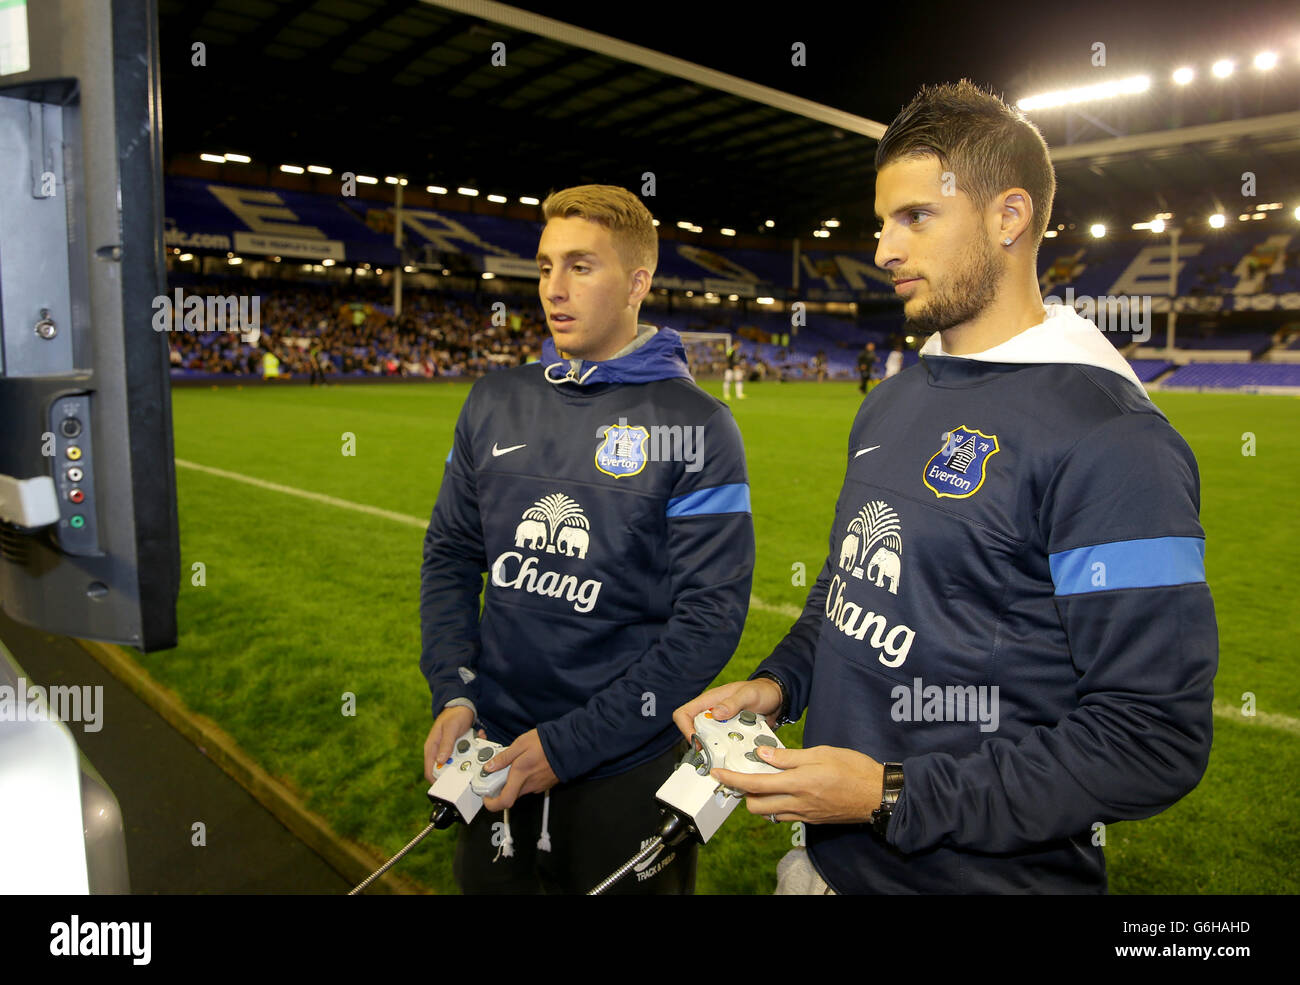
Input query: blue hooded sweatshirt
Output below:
<box><xmin>755</xmin><ymin>304</ymin><xmax>1217</xmax><ymax>893</ymax></box>
<box><xmin>420</xmin><ymin>324</ymin><xmax>755</xmax><ymax>781</ymax></box>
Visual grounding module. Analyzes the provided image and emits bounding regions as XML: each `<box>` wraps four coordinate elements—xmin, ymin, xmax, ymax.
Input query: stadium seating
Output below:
<box><xmin>1175</xmin><ymin>334</ymin><xmax>1274</xmax><ymax>356</ymax></box>
<box><xmin>1126</xmin><ymin>359</ymin><xmax>1174</xmax><ymax>382</ymax></box>
<box><xmin>165</xmin><ymin>175</ymin><xmax>1300</xmax><ymax>315</ymax></box>
<box><xmin>1160</xmin><ymin>363</ymin><xmax>1300</xmax><ymax>387</ymax></box>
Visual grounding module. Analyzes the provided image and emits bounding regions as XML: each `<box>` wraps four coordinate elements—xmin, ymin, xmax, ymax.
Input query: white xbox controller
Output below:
<box><xmin>692</xmin><ymin>708</ymin><xmax>784</xmax><ymax>786</ymax></box>
<box><xmin>470</xmin><ymin>753</ymin><xmax>510</xmax><ymax>799</ymax></box>
<box><xmin>654</xmin><ymin>708</ymin><xmax>785</xmax><ymax>843</ymax></box>
<box><xmin>427</xmin><ymin>729</ymin><xmax>511</xmax><ymax>823</ymax></box>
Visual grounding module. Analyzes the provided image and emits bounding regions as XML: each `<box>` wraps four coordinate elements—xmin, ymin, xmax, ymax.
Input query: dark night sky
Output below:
<box><xmin>155</xmin><ymin>0</ymin><xmax>1300</xmax><ymax>233</ymax></box>
<box><xmin>505</xmin><ymin>0</ymin><xmax>1300</xmax><ymax>124</ymax></box>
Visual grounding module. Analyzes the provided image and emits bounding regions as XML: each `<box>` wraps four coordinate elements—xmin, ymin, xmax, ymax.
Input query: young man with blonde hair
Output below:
<box><xmin>420</xmin><ymin>184</ymin><xmax>754</xmax><ymax>894</ymax></box>
<box><xmin>675</xmin><ymin>81</ymin><xmax>1217</xmax><ymax>894</ymax></box>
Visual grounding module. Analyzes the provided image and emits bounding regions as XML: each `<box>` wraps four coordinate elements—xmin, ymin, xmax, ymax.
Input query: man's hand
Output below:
<box><xmin>481</xmin><ymin>728</ymin><xmax>559</xmax><ymax>811</ymax></box>
<box><xmin>672</xmin><ymin>678</ymin><xmax>785</xmax><ymax>743</ymax></box>
<box><xmin>712</xmin><ymin>745</ymin><xmax>884</xmax><ymax>825</ymax></box>
<box><xmin>423</xmin><ymin>704</ymin><xmax>475</xmax><ymax>784</ymax></box>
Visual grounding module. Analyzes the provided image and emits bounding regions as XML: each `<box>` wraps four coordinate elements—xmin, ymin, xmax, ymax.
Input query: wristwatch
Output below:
<box><xmin>751</xmin><ymin>671</ymin><xmax>793</xmax><ymax>726</ymax></box>
<box><xmin>870</xmin><ymin>763</ymin><xmax>904</xmax><ymax>838</ymax></box>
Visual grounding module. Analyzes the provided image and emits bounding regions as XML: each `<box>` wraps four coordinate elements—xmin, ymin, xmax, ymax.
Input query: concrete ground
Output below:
<box><xmin>0</xmin><ymin>610</ymin><xmax>353</xmax><ymax>894</ymax></box>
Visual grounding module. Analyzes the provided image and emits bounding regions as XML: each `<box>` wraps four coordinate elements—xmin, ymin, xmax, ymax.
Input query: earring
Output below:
<box><xmin>1003</xmin><ymin>237</ymin><xmax>1012</xmax><ymax>246</ymax></box>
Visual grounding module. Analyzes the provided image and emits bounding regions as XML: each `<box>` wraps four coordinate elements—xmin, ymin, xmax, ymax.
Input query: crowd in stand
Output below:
<box><xmin>166</xmin><ymin>281</ymin><xmax>549</xmax><ymax>379</ymax></box>
<box><xmin>166</xmin><ymin>280</ymin><xmax>864</xmax><ymax>382</ymax></box>
<box><xmin>166</xmin><ymin>279</ymin><xmax>947</xmax><ymax>385</ymax></box>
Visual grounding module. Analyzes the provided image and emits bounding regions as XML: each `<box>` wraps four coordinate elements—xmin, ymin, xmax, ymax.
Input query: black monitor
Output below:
<box><xmin>0</xmin><ymin>0</ymin><xmax>178</xmax><ymax>652</ymax></box>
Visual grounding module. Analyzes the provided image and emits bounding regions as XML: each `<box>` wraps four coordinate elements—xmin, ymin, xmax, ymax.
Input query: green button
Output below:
<box><xmin>70</xmin><ymin>515</ymin><xmax>84</xmax><ymax>528</ymax></box>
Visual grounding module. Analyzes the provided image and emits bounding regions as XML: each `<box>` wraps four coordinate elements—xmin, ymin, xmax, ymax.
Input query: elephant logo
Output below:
<box><xmin>556</xmin><ymin>525</ymin><xmax>590</xmax><ymax>559</ymax></box>
<box><xmin>865</xmin><ymin>546</ymin><xmax>901</xmax><ymax>594</ymax></box>
<box><xmin>518</xmin><ymin>493</ymin><xmax>591</xmax><ymax>556</ymax></box>
<box><xmin>514</xmin><ymin>519</ymin><xmax>547</xmax><ymax>549</ymax></box>
<box><xmin>842</xmin><ymin>500</ymin><xmax>902</xmax><ymax>593</ymax></box>
<box><xmin>838</xmin><ymin>533</ymin><xmax>860</xmax><ymax>572</ymax></box>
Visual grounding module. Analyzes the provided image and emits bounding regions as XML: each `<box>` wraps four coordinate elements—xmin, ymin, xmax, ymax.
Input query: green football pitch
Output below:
<box><xmin>148</xmin><ymin>380</ymin><xmax>1299</xmax><ymax>894</ymax></box>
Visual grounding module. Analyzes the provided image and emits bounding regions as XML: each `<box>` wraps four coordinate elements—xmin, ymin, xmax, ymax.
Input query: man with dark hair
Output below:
<box><xmin>723</xmin><ymin>341</ymin><xmax>746</xmax><ymax>399</ymax></box>
<box><xmin>674</xmin><ymin>80</ymin><xmax>1217</xmax><ymax>894</ymax></box>
<box><xmin>421</xmin><ymin>184</ymin><xmax>754</xmax><ymax>894</ymax></box>
<box><xmin>857</xmin><ymin>342</ymin><xmax>877</xmax><ymax>394</ymax></box>
<box><xmin>308</xmin><ymin>339</ymin><xmax>325</xmax><ymax>386</ymax></box>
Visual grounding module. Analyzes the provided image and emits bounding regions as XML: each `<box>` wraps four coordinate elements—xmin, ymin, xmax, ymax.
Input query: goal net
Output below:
<box><xmin>678</xmin><ymin>330</ymin><xmax>733</xmax><ymax>378</ymax></box>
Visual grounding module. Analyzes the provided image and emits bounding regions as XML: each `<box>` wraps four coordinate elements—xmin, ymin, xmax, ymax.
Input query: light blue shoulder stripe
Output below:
<box><xmin>666</xmin><ymin>483</ymin><xmax>751</xmax><ymax>517</ymax></box>
<box><xmin>1049</xmin><ymin>536</ymin><xmax>1206</xmax><ymax>596</ymax></box>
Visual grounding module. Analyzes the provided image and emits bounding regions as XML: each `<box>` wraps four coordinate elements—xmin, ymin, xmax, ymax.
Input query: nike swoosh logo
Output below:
<box><xmin>492</xmin><ymin>443</ymin><xmax>527</xmax><ymax>457</ymax></box>
<box><xmin>854</xmin><ymin>445</ymin><xmax>881</xmax><ymax>458</ymax></box>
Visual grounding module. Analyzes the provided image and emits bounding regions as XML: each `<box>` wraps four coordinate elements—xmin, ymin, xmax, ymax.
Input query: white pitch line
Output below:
<box><xmin>177</xmin><ymin>458</ymin><xmax>806</xmax><ymax>619</ymax></box>
<box><xmin>176</xmin><ymin>458</ymin><xmax>1300</xmax><ymax>736</ymax></box>
<box><xmin>749</xmin><ymin>597</ymin><xmax>803</xmax><ymax>620</ymax></box>
<box><xmin>174</xmin><ymin>458</ymin><xmax>429</xmax><ymax>529</ymax></box>
<box><xmin>1212</xmin><ymin>702</ymin><xmax>1300</xmax><ymax>736</ymax></box>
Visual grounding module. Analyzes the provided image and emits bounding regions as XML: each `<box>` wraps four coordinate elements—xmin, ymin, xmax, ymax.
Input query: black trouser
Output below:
<box><xmin>453</xmin><ymin>741</ymin><xmax>696</xmax><ymax>895</ymax></box>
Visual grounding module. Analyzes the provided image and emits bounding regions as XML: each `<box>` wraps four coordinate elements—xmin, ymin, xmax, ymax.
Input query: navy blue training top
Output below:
<box><xmin>757</xmin><ymin>306</ymin><xmax>1218</xmax><ymax>893</ymax></box>
<box><xmin>420</xmin><ymin>326</ymin><xmax>755</xmax><ymax>782</ymax></box>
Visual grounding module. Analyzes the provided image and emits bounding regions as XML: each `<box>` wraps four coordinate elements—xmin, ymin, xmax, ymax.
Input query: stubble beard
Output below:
<box><xmin>903</xmin><ymin>236</ymin><xmax>1004</xmax><ymax>335</ymax></box>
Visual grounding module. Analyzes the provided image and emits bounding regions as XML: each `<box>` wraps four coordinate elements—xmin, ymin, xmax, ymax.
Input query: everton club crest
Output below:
<box><xmin>595</xmin><ymin>422</ymin><xmax>649</xmax><ymax>478</ymax></box>
<box><xmin>923</xmin><ymin>426</ymin><xmax>1000</xmax><ymax>499</ymax></box>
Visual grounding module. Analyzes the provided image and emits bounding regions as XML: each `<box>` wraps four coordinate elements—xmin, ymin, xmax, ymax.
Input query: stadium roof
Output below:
<box><xmin>158</xmin><ymin>0</ymin><xmax>1300</xmax><ymax>243</ymax></box>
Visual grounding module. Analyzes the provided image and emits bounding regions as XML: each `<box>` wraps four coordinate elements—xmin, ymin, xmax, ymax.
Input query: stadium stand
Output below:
<box><xmin>1126</xmin><ymin>359</ymin><xmax>1175</xmax><ymax>382</ymax></box>
<box><xmin>162</xmin><ymin>175</ymin><xmax>1299</xmax><ymax>389</ymax></box>
<box><xmin>1160</xmin><ymin>363</ymin><xmax>1300</xmax><ymax>388</ymax></box>
<box><xmin>1175</xmin><ymin>334</ymin><xmax>1275</xmax><ymax>356</ymax></box>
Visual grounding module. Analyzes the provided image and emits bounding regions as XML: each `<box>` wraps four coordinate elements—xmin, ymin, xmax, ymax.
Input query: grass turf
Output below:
<box><xmin>143</xmin><ymin>380</ymin><xmax>1299</xmax><ymax>894</ymax></box>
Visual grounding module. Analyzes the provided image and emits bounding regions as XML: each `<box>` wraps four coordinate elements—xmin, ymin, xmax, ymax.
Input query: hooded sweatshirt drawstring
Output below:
<box><xmin>490</xmin><ymin>792</ymin><xmax>553</xmax><ymax>861</ymax></box>
<box><xmin>544</xmin><ymin>360</ymin><xmax>599</xmax><ymax>386</ymax></box>
<box><xmin>494</xmin><ymin>809</ymin><xmax>514</xmax><ymax>861</ymax></box>
<box><xmin>537</xmin><ymin>791</ymin><xmax>552</xmax><ymax>852</ymax></box>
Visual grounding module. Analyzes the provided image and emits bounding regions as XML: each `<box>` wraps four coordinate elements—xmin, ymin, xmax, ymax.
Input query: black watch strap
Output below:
<box><xmin>751</xmin><ymin>671</ymin><xmax>792</xmax><ymax>726</ymax></box>
<box><xmin>870</xmin><ymin>763</ymin><xmax>904</xmax><ymax>838</ymax></box>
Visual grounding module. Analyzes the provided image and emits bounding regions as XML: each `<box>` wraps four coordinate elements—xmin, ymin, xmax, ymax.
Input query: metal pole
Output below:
<box><xmin>394</xmin><ymin>179</ymin><xmax>404</xmax><ymax>317</ymax></box>
<box><xmin>1166</xmin><ymin>226</ymin><xmax>1179</xmax><ymax>354</ymax></box>
<box><xmin>792</xmin><ymin>236</ymin><xmax>800</xmax><ymax>292</ymax></box>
